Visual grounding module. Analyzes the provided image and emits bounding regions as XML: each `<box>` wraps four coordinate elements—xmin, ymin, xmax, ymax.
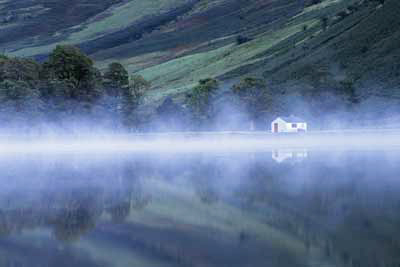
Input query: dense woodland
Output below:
<box><xmin>0</xmin><ymin>44</ymin><xmax>366</xmax><ymax>132</ymax></box>
<box><xmin>0</xmin><ymin>45</ymin><xmax>151</xmax><ymax>131</ymax></box>
<box><xmin>0</xmin><ymin>45</ymin><xmax>275</xmax><ymax>131</ymax></box>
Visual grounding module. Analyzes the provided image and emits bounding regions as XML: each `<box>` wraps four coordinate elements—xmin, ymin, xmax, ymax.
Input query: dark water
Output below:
<box><xmin>0</xmin><ymin>150</ymin><xmax>400</xmax><ymax>267</ymax></box>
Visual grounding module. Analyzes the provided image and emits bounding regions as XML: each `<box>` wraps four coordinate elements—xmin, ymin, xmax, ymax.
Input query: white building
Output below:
<box><xmin>271</xmin><ymin>116</ymin><xmax>307</xmax><ymax>133</ymax></box>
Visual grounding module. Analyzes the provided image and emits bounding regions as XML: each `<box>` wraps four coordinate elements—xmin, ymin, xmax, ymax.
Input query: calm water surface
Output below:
<box><xmin>0</xmin><ymin>150</ymin><xmax>399</xmax><ymax>267</ymax></box>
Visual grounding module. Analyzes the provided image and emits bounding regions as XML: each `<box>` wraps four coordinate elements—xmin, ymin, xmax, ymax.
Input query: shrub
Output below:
<box><xmin>312</xmin><ymin>0</ymin><xmax>322</xmax><ymax>5</ymax></box>
<box><xmin>347</xmin><ymin>5</ymin><xmax>359</xmax><ymax>12</ymax></box>
<box><xmin>320</xmin><ymin>17</ymin><xmax>328</xmax><ymax>31</ymax></box>
<box><xmin>236</xmin><ymin>35</ymin><xmax>251</xmax><ymax>45</ymax></box>
<box><xmin>305</xmin><ymin>0</ymin><xmax>322</xmax><ymax>7</ymax></box>
<box><xmin>361</xmin><ymin>46</ymin><xmax>368</xmax><ymax>54</ymax></box>
<box><xmin>336</xmin><ymin>10</ymin><xmax>350</xmax><ymax>20</ymax></box>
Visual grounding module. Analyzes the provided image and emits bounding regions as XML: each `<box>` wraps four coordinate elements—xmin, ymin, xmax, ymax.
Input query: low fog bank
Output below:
<box><xmin>0</xmin><ymin>151</ymin><xmax>399</xmax><ymax>266</ymax></box>
<box><xmin>1</xmin><ymin>130</ymin><xmax>400</xmax><ymax>156</ymax></box>
<box><xmin>1</xmin><ymin>86</ymin><xmax>400</xmax><ymax>135</ymax></box>
<box><xmin>142</xmin><ymin>80</ymin><xmax>400</xmax><ymax>133</ymax></box>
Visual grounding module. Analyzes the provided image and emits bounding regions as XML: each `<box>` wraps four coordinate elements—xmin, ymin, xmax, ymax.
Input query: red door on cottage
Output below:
<box><xmin>274</xmin><ymin>123</ymin><xmax>278</xmax><ymax>133</ymax></box>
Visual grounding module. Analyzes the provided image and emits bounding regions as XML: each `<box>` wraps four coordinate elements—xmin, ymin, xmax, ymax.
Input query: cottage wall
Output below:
<box><xmin>271</xmin><ymin>118</ymin><xmax>287</xmax><ymax>133</ymax></box>
<box><xmin>286</xmin><ymin>122</ymin><xmax>307</xmax><ymax>132</ymax></box>
<box><xmin>271</xmin><ymin>118</ymin><xmax>308</xmax><ymax>133</ymax></box>
<box><xmin>285</xmin><ymin>123</ymin><xmax>299</xmax><ymax>133</ymax></box>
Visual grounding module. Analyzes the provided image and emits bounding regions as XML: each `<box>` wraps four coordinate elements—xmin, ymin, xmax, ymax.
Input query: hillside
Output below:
<box><xmin>1</xmin><ymin>1</ymin><xmax>307</xmax><ymax>91</ymax></box>
<box><xmin>0</xmin><ymin>0</ymin><xmax>399</xmax><ymax>128</ymax></box>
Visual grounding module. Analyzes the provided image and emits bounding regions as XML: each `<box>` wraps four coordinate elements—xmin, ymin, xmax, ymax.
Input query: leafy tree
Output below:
<box><xmin>0</xmin><ymin>47</ymin><xmax>153</xmax><ymax>129</ymax></box>
<box><xmin>39</xmin><ymin>79</ymin><xmax>85</xmax><ymax>120</ymax></box>
<box><xmin>340</xmin><ymin>79</ymin><xmax>359</xmax><ymax>104</ymax></box>
<box><xmin>156</xmin><ymin>96</ymin><xmax>183</xmax><ymax>117</ymax></box>
<box><xmin>103</xmin><ymin>62</ymin><xmax>129</xmax><ymax>96</ymax></box>
<box><xmin>120</xmin><ymin>75</ymin><xmax>150</xmax><ymax>128</ymax></box>
<box><xmin>130</xmin><ymin>74</ymin><xmax>151</xmax><ymax>94</ymax></box>
<box><xmin>0</xmin><ymin>57</ymin><xmax>44</xmax><ymax>126</ymax></box>
<box><xmin>156</xmin><ymin>96</ymin><xmax>186</xmax><ymax>130</ymax></box>
<box><xmin>43</xmin><ymin>45</ymin><xmax>101</xmax><ymax>101</ymax></box>
<box><xmin>0</xmin><ymin>57</ymin><xmax>41</xmax><ymax>84</ymax></box>
<box><xmin>0</xmin><ymin>79</ymin><xmax>43</xmax><ymax>125</ymax></box>
<box><xmin>97</xmin><ymin>63</ymin><xmax>131</xmax><ymax>128</ymax></box>
<box><xmin>187</xmin><ymin>78</ymin><xmax>219</xmax><ymax>126</ymax></box>
<box><xmin>232</xmin><ymin>77</ymin><xmax>272</xmax><ymax>123</ymax></box>
<box><xmin>0</xmin><ymin>80</ymin><xmax>38</xmax><ymax>102</ymax></box>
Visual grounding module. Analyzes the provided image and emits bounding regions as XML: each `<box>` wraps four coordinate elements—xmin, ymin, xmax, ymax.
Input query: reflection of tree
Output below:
<box><xmin>233</xmin><ymin>159</ymin><xmax>400</xmax><ymax>267</ymax></box>
<box><xmin>131</xmin><ymin>186</ymin><xmax>151</xmax><ymax>210</ymax></box>
<box><xmin>238</xmin><ymin>229</ymin><xmax>251</xmax><ymax>244</ymax></box>
<box><xmin>0</xmin><ymin>211</ymin><xmax>12</xmax><ymax>236</ymax></box>
<box><xmin>190</xmin><ymin>159</ymin><xmax>221</xmax><ymax>205</ymax></box>
<box><xmin>107</xmin><ymin>202</ymin><xmax>130</xmax><ymax>223</ymax></box>
<box><xmin>104</xmin><ymin>164</ymin><xmax>151</xmax><ymax>223</ymax></box>
<box><xmin>0</xmin><ymin>159</ymin><xmax>158</xmax><ymax>241</ymax></box>
<box><xmin>52</xmin><ymin>205</ymin><xmax>96</xmax><ymax>242</ymax></box>
<box><xmin>196</xmin><ymin>186</ymin><xmax>219</xmax><ymax>205</ymax></box>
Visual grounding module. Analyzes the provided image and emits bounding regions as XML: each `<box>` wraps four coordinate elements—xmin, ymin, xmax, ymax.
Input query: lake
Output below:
<box><xmin>0</xmin><ymin>137</ymin><xmax>399</xmax><ymax>267</ymax></box>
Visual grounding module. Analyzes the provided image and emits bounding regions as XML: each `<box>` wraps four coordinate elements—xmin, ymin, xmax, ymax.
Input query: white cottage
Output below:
<box><xmin>271</xmin><ymin>116</ymin><xmax>307</xmax><ymax>133</ymax></box>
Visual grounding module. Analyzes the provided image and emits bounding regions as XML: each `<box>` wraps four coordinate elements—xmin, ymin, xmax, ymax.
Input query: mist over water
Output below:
<box><xmin>0</xmin><ymin>130</ymin><xmax>400</xmax><ymax>155</ymax></box>
<box><xmin>1</xmin><ymin>82</ymin><xmax>398</xmax><ymax>266</ymax></box>
<box><xmin>0</xmin><ymin>135</ymin><xmax>400</xmax><ymax>266</ymax></box>
<box><xmin>1</xmin><ymin>0</ymin><xmax>400</xmax><ymax>264</ymax></box>
<box><xmin>0</xmin><ymin>59</ymin><xmax>399</xmax><ymax>267</ymax></box>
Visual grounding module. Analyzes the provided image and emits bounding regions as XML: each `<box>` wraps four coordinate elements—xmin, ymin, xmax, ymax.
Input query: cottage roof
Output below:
<box><xmin>278</xmin><ymin>115</ymin><xmax>305</xmax><ymax>122</ymax></box>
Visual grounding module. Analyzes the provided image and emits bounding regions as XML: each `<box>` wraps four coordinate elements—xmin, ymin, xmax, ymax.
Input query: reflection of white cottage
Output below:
<box><xmin>272</xmin><ymin>149</ymin><xmax>308</xmax><ymax>163</ymax></box>
<box><xmin>271</xmin><ymin>116</ymin><xmax>307</xmax><ymax>133</ymax></box>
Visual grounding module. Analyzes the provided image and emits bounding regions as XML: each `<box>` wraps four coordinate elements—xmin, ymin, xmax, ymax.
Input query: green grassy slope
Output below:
<box><xmin>138</xmin><ymin>19</ymin><xmax>319</xmax><ymax>104</ymax></box>
<box><xmin>1</xmin><ymin>0</ymin><xmax>399</xmax><ymax>115</ymax></box>
<box><xmin>131</xmin><ymin>0</ymin><xmax>369</xmax><ymax>106</ymax></box>
<box><xmin>2</xmin><ymin>0</ymin><xmax>195</xmax><ymax>57</ymax></box>
<box><xmin>264</xmin><ymin>0</ymin><xmax>400</xmax><ymax>90</ymax></box>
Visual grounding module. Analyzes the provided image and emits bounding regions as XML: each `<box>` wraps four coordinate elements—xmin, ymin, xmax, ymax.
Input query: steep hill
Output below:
<box><xmin>1</xmin><ymin>0</ymin><xmax>304</xmax><ymax>83</ymax></box>
<box><xmin>1</xmin><ymin>0</ymin><xmax>399</xmax><ymax>124</ymax></box>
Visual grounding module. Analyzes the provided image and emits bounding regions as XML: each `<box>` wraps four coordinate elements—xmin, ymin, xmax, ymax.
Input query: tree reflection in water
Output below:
<box><xmin>0</xmin><ymin>152</ymin><xmax>398</xmax><ymax>266</ymax></box>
